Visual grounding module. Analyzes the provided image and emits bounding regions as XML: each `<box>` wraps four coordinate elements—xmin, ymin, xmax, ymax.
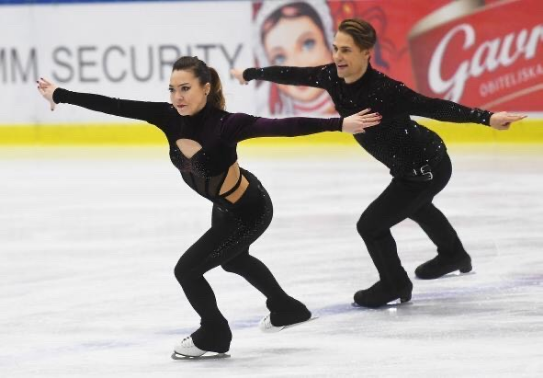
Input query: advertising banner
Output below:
<box><xmin>0</xmin><ymin>0</ymin><xmax>540</xmax><ymax>131</ymax></box>
<box><xmin>409</xmin><ymin>0</ymin><xmax>543</xmax><ymax>111</ymax></box>
<box><xmin>249</xmin><ymin>0</ymin><xmax>542</xmax><ymax>117</ymax></box>
<box><xmin>0</xmin><ymin>1</ymin><xmax>252</xmax><ymax>124</ymax></box>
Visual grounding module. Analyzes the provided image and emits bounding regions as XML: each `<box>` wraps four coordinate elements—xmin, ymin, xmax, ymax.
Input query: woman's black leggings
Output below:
<box><xmin>174</xmin><ymin>169</ymin><xmax>288</xmax><ymax>323</ymax></box>
<box><xmin>356</xmin><ymin>153</ymin><xmax>467</xmax><ymax>288</ymax></box>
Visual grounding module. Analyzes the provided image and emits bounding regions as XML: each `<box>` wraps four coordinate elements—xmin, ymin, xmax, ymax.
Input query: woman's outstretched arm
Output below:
<box><xmin>222</xmin><ymin>108</ymin><xmax>381</xmax><ymax>143</ymax></box>
<box><xmin>37</xmin><ymin>78</ymin><xmax>172</xmax><ymax>126</ymax></box>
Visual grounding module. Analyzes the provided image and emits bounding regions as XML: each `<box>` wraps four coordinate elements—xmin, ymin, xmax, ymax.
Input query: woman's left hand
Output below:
<box><xmin>489</xmin><ymin>112</ymin><xmax>527</xmax><ymax>130</ymax></box>
<box><xmin>342</xmin><ymin>108</ymin><xmax>382</xmax><ymax>134</ymax></box>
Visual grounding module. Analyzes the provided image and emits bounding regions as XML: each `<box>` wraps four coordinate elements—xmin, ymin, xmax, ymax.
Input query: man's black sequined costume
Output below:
<box><xmin>244</xmin><ymin>63</ymin><xmax>492</xmax><ymax>306</ymax></box>
<box><xmin>244</xmin><ymin>63</ymin><xmax>491</xmax><ymax>176</ymax></box>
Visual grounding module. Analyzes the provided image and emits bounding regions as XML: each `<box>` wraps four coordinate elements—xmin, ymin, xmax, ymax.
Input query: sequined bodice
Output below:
<box><xmin>245</xmin><ymin>64</ymin><xmax>493</xmax><ymax>176</ymax></box>
<box><xmin>167</xmin><ymin>119</ymin><xmax>236</xmax><ymax>203</ymax></box>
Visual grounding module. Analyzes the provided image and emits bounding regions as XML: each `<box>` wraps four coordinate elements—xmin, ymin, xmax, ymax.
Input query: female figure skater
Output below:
<box><xmin>231</xmin><ymin>19</ymin><xmax>526</xmax><ymax>308</ymax></box>
<box><xmin>37</xmin><ymin>56</ymin><xmax>379</xmax><ymax>357</ymax></box>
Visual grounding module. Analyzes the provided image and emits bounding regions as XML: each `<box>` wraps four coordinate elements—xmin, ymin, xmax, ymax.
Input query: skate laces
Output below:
<box><xmin>260</xmin><ymin>314</ymin><xmax>273</xmax><ymax>328</ymax></box>
<box><xmin>174</xmin><ymin>336</ymin><xmax>206</xmax><ymax>357</ymax></box>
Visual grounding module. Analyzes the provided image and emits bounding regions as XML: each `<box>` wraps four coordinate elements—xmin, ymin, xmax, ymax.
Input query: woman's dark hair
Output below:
<box><xmin>261</xmin><ymin>2</ymin><xmax>326</xmax><ymax>45</ymax></box>
<box><xmin>172</xmin><ymin>56</ymin><xmax>225</xmax><ymax>110</ymax></box>
<box><xmin>338</xmin><ymin>18</ymin><xmax>377</xmax><ymax>50</ymax></box>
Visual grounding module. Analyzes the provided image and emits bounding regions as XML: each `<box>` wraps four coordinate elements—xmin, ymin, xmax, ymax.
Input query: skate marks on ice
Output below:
<box><xmin>412</xmin><ymin>274</ymin><xmax>543</xmax><ymax>303</ymax></box>
<box><xmin>1</xmin><ymin>150</ymin><xmax>542</xmax><ymax>376</ymax></box>
<box><xmin>163</xmin><ymin>272</ymin><xmax>542</xmax><ymax>340</ymax></box>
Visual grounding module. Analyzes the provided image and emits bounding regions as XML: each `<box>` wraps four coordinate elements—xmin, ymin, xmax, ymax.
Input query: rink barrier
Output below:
<box><xmin>0</xmin><ymin>119</ymin><xmax>541</xmax><ymax>145</ymax></box>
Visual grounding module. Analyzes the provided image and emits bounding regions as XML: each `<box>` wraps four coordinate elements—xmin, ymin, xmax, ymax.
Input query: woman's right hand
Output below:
<box><xmin>37</xmin><ymin>78</ymin><xmax>58</xmax><ymax>111</ymax></box>
<box><xmin>230</xmin><ymin>68</ymin><xmax>248</xmax><ymax>85</ymax></box>
<box><xmin>342</xmin><ymin>108</ymin><xmax>382</xmax><ymax>134</ymax></box>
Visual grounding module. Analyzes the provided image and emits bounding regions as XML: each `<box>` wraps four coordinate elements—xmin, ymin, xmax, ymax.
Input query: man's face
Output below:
<box><xmin>333</xmin><ymin>31</ymin><xmax>372</xmax><ymax>83</ymax></box>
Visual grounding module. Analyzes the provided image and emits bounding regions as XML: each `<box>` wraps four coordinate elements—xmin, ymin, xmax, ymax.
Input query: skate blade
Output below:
<box><xmin>447</xmin><ymin>270</ymin><xmax>476</xmax><ymax>278</ymax></box>
<box><xmin>171</xmin><ymin>352</ymin><xmax>230</xmax><ymax>360</ymax></box>
<box><xmin>351</xmin><ymin>299</ymin><xmax>411</xmax><ymax>309</ymax></box>
<box><xmin>262</xmin><ymin>316</ymin><xmax>319</xmax><ymax>333</ymax></box>
<box><xmin>418</xmin><ymin>270</ymin><xmax>476</xmax><ymax>280</ymax></box>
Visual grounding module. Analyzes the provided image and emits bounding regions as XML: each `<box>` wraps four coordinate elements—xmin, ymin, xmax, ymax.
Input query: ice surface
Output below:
<box><xmin>1</xmin><ymin>145</ymin><xmax>542</xmax><ymax>377</ymax></box>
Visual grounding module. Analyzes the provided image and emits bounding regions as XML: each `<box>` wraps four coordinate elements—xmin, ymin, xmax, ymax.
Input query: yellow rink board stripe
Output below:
<box><xmin>0</xmin><ymin>119</ymin><xmax>541</xmax><ymax>145</ymax></box>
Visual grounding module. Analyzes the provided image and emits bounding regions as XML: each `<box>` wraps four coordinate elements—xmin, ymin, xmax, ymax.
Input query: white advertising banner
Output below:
<box><xmin>0</xmin><ymin>1</ymin><xmax>253</xmax><ymax>125</ymax></box>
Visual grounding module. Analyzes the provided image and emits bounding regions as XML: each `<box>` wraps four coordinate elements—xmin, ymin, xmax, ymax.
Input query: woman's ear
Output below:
<box><xmin>204</xmin><ymin>82</ymin><xmax>211</xmax><ymax>95</ymax></box>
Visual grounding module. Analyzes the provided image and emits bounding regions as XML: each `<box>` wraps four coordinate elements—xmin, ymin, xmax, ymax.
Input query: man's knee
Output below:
<box><xmin>357</xmin><ymin>212</ymin><xmax>388</xmax><ymax>241</ymax></box>
<box><xmin>357</xmin><ymin>214</ymin><xmax>374</xmax><ymax>239</ymax></box>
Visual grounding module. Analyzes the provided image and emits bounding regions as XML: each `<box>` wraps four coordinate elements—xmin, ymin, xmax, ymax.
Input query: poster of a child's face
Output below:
<box><xmin>262</xmin><ymin>4</ymin><xmax>332</xmax><ymax>103</ymax></box>
<box><xmin>253</xmin><ymin>1</ymin><xmax>337</xmax><ymax>117</ymax></box>
<box><xmin>252</xmin><ymin>0</ymin><xmax>452</xmax><ymax>117</ymax></box>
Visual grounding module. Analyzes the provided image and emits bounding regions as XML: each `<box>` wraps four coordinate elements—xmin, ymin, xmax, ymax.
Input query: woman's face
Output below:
<box><xmin>169</xmin><ymin>69</ymin><xmax>210</xmax><ymax>116</ymax></box>
<box><xmin>264</xmin><ymin>15</ymin><xmax>331</xmax><ymax>102</ymax></box>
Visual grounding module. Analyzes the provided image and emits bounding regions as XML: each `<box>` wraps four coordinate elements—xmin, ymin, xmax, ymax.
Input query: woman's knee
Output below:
<box><xmin>221</xmin><ymin>261</ymin><xmax>239</xmax><ymax>274</ymax></box>
<box><xmin>222</xmin><ymin>253</ymin><xmax>249</xmax><ymax>274</ymax></box>
<box><xmin>174</xmin><ymin>260</ymin><xmax>199</xmax><ymax>285</ymax></box>
<box><xmin>173</xmin><ymin>262</ymin><xmax>185</xmax><ymax>283</ymax></box>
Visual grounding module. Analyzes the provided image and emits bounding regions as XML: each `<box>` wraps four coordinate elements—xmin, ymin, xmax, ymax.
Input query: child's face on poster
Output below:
<box><xmin>263</xmin><ymin>15</ymin><xmax>331</xmax><ymax>102</ymax></box>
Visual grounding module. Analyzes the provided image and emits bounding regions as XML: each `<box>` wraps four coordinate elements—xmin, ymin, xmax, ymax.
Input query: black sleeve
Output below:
<box><xmin>53</xmin><ymin>88</ymin><xmax>173</xmax><ymax>128</ymax></box>
<box><xmin>243</xmin><ymin>64</ymin><xmax>332</xmax><ymax>88</ymax></box>
<box><xmin>220</xmin><ymin>113</ymin><xmax>342</xmax><ymax>143</ymax></box>
<box><xmin>388</xmin><ymin>81</ymin><xmax>493</xmax><ymax>125</ymax></box>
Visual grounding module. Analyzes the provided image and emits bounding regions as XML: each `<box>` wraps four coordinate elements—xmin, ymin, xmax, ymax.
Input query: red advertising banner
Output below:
<box><xmin>409</xmin><ymin>0</ymin><xmax>543</xmax><ymax>111</ymax></box>
<box><xmin>251</xmin><ymin>0</ymin><xmax>541</xmax><ymax>115</ymax></box>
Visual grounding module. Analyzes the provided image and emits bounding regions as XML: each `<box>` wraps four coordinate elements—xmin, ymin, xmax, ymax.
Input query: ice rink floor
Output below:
<box><xmin>1</xmin><ymin>145</ymin><xmax>542</xmax><ymax>377</ymax></box>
